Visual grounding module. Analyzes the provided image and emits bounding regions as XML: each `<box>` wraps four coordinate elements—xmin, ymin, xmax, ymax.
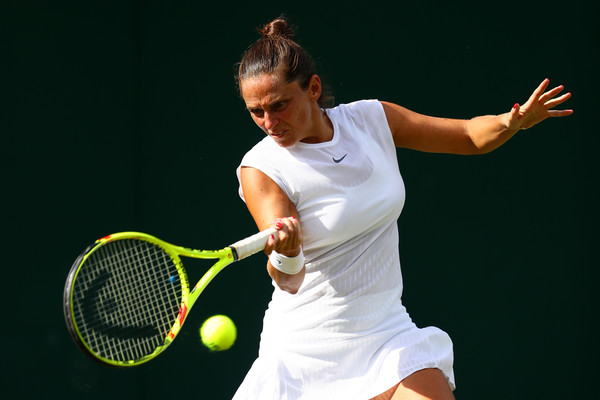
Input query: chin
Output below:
<box><xmin>271</xmin><ymin>133</ymin><xmax>297</xmax><ymax>147</ymax></box>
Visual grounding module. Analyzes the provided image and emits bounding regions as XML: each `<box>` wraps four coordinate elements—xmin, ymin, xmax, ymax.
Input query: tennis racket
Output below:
<box><xmin>63</xmin><ymin>228</ymin><xmax>276</xmax><ymax>367</ymax></box>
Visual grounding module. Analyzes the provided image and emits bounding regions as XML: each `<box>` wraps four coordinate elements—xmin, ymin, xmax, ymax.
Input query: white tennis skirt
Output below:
<box><xmin>232</xmin><ymin>319</ymin><xmax>455</xmax><ymax>400</ymax></box>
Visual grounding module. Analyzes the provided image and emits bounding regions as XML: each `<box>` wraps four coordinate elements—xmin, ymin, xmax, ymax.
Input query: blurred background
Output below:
<box><xmin>2</xmin><ymin>0</ymin><xmax>597</xmax><ymax>398</ymax></box>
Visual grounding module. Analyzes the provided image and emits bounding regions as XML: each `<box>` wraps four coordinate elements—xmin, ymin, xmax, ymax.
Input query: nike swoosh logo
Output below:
<box><xmin>332</xmin><ymin>154</ymin><xmax>348</xmax><ymax>163</ymax></box>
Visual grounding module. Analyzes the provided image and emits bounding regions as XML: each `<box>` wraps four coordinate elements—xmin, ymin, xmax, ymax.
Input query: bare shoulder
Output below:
<box><xmin>379</xmin><ymin>101</ymin><xmax>427</xmax><ymax>146</ymax></box>
<box><xmin>379</xmin><ymin>101</ymin><xmax>471</xmax><ymax>153</ymax></box>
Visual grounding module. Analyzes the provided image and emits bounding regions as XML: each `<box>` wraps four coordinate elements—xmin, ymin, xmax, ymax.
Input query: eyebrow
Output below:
<box><xmin>245</xmin><ymin>98</ymin><xmax>288</xmax><ymax>112</ymax></box>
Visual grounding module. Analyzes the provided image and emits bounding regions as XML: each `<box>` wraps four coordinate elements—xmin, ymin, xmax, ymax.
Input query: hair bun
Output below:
<box><xmin>261</xmin><ymin>17</ymin><xmax>294</xmax><ymax>40</ymax></box>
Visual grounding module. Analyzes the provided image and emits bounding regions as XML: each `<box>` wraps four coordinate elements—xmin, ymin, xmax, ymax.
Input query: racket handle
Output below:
<box><xmin>230</xmin><ymin>228</ymin><xmax>277</xmax><ymax>260</ymax></box>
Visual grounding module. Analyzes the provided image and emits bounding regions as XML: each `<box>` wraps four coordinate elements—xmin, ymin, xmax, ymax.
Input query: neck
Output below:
<box><xmin>301</xmin><ymin>108</ymin><xmax>334</xmax><ymax>144</ymax></box>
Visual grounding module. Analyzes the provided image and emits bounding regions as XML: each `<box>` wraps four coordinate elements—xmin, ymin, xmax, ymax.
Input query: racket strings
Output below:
<box><xmin>71</xmin><ymin>239</ymin><xmax>183</xmax><ymax>363</ymax></box>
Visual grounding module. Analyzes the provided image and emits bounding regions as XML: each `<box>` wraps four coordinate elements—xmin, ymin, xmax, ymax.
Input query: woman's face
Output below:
<box><xmin>240</xmin><ymin>72</ymin><xmax>323</xmax><ymax>147</ymax></box>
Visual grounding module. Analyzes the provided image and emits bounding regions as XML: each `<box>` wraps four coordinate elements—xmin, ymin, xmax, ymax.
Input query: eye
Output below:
<box><xmin>272</xmin><ymin>101</ymin><xmax>286</xmax><ymax>111</ymax></box>
<box><xmin>249</xmin><ymin>108</ymin><xmax>264</xmax><ymax>118</ymax></box>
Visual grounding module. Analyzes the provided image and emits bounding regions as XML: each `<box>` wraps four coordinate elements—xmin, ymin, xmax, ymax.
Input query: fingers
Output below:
<box><xmin>503</xmin><ymin>102</ymin><xmax>521</xmax><ymax>129</ymax></box>
<box><xmin>512</xmin><ymin>79</ymin><xmax>573</xmax><ymax>129</ymax></box>
<box><xmin>268</xmin><ymin>216</ymin><xmax>302</xmax><ymax>257</ymax></box>
<box><xmin>538</xmin><ymin>84</ymin><xmax>565</xmax><ymax>104</ymax></box>
<box><xmin>548</xmin><ymin>109</ymin><xmax>574</xmax><ymax>117</ymax></box>
<box><xmin>530</xmin><ymin>79</ymin><xmax>572</xmax><ymax>109</ymax></box>
<box><xmin>544</xmin><ymin>91</ymin><xmax>572</xmax><ymax>109</ymax></box>
<box><xmin>535</xmin><ymin>82</ymin><xmax>573</xmax><ymax>118</ymax></box>
<box><xmin>528</xmin><ymin>78</ymin><xmax>550</xmax><ymax>103</ymax></box>
<box><xmin>511</xmin><ymin>102</ymin><xmax>520</xmax><ymax>115</ymax></box>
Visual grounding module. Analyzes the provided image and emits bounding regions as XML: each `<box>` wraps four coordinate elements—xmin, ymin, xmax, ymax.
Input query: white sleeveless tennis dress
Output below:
<box><xmin>233</xmin><ymin>100</ymin><xmax>454</xmax><ymax>399</ymax></box>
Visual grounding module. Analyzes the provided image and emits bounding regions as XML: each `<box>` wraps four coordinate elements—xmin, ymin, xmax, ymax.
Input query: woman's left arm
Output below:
<box><xmin>383</xmin><ymin>78</ymin><xmax>573</xmax><ymax>155</ymax></box>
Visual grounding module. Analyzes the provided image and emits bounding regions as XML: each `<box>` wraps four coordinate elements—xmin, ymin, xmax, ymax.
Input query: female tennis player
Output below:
<box><xmin>232</xmin><ymin>17</ymin><xmax>572</xmax><ymax>400</ymax></box>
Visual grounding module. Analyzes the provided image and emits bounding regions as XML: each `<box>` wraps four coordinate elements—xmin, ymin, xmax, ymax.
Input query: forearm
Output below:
<box><xmin>240</xmin><ymin>167</ymin><xmax>305</xmax><ymax>294</ymax></box>
<box><xmin>466</xmin><ymin>113</ymin><xmax>519</xmax><ymax>154</ymax></box>
<box><xmin>266</xmin><ymin>238</ymin><xmax>305</xmax><ymax>294</ymax></box>
<box><xmin>384</xmin><ymin>79</ymin><xmax>571</xmax><ymax>155</ymax></box>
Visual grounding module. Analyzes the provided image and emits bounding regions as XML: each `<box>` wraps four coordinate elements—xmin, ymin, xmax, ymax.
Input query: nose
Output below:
<box><xmin>263</xmin><ymin>111</ymin><xmax>279</xmax><ymax>131</ymax></box>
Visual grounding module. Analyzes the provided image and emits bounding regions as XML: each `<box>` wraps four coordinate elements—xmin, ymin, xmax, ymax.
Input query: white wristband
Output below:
<box><xmin>269</xmin><ymin>248</ymin><xmax>304</xmax><ymax>275</ymax></box>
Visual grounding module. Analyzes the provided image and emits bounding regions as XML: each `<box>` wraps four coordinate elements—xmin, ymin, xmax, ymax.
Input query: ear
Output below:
<box><xmin>308</xmin><ymin>74</ymin><xmax>322</xmax><ymax>101</ymax></box>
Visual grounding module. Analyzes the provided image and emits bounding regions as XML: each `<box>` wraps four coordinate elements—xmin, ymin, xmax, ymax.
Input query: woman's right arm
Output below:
<box><xmin>240</xmin><ymin>166</ymin><xmax>305</xmax><ymax>294</ymax></box>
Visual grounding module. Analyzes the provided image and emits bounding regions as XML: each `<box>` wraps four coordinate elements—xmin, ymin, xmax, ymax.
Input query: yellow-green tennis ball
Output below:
<box><xmin>200</xmin><ymin>315</ymin><xmax>237</xmax><ymax>351</ymax></box>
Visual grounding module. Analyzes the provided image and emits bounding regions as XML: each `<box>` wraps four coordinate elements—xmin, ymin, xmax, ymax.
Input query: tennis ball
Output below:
<box><xmin>200</xmin><ymin>315</ymin><xmax>237</xmax><ymax>351</ymax></box>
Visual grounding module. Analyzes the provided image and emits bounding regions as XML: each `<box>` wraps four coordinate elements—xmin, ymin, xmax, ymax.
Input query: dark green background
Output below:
<box><xmin>2</xmin><ymin>1</ymin><xmax>597</xmax><ymax>399</ymax></box>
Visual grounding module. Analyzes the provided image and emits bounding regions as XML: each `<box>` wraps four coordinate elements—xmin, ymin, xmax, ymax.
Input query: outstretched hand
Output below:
<box><xmin>504</xmin><ymin>78</ymin><xmax>573</xmax><ymax>130</ymax></box>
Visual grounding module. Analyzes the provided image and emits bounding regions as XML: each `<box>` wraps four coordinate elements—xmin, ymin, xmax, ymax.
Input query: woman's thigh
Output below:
<box><xmin>371</xmin><ymin>368</ymin><xmax>455</xmax><ymax>400</ymax></box>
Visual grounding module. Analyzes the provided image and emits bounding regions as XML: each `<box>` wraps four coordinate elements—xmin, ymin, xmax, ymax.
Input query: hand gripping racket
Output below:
<box><xmin>63</xmin><ymin>228</ymin><xmax>276</xmax><ymax>367</ymax></box>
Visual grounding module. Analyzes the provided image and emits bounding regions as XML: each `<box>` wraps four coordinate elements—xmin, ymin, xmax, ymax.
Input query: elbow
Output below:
<box><xmin>270</xmin><ymin>266</ymin><xmax>305</xmax><ymax>294</ymax></box>
<box><xmin>280</xmin><ymin>284</ymin><xmax>301</xmax><ymax>295</ymax></box>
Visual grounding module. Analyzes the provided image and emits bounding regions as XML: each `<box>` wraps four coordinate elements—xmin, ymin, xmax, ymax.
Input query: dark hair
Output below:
<box><xmin>236</xmin><ymin>17</ymin><xmax>333</xmax><ymax>108</ymax></box>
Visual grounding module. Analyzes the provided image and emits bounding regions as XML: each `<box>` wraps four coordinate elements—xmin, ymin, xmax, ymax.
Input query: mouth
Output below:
<box><xmin>268</xmin><ymin>130</ymin><xmax>287</xmax><ymax>140</ymax></box>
